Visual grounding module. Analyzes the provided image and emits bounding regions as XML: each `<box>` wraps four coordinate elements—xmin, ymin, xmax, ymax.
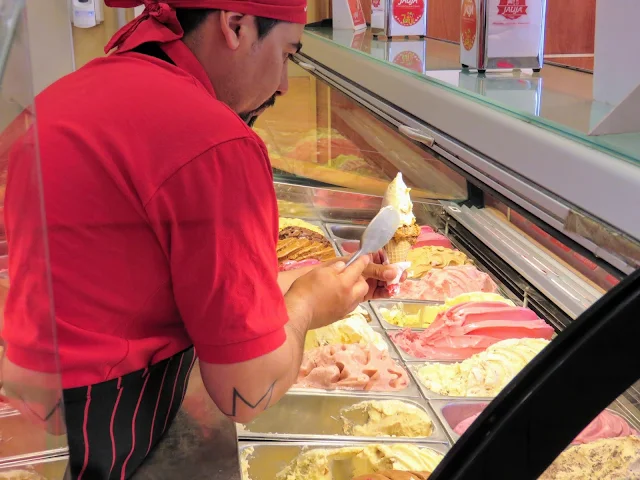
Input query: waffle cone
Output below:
<box><xmin>384</xmin><ymin>239</ymin><xmax>413</xmax><ymax>263</ymax></box>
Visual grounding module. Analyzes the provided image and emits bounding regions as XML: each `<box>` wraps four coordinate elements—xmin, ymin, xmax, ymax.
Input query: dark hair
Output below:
<box><xmin>175</xmin><ymin>8</ymin><xmax>282</xmax><ymax>39</ymax></box>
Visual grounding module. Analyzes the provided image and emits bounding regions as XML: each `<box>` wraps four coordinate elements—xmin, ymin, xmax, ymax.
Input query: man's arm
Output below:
<box><xmin>144</xmin><ymin>136</ymin><xmax>369</xmax><ymax>423</ymax></box>
<box><xmin>199</xmin><ymin>259</ymin><xmax>369</xmax><ymax>423</ymax></box>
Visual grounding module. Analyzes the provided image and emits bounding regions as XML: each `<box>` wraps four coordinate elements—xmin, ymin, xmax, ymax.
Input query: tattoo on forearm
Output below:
<box><xmin>222</xmin><ymin>380</ymin><xmax>276</xmax><ymax>417</ymax></box>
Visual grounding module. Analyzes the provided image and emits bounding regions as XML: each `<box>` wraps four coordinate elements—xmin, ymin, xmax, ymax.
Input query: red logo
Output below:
<box><xmin>393</xmin><ymin>0</ymin><xmax>425</xmax><ymax>27</ymax></box>
<box><xmin>393</xmin><ymin>51</ymin><xmax>422</xmax><ymax>72</ymax></box>
<box><xmin>372</xmin><ymin>0</ymin><xmax>381</xmax><ymax>8</ymax></box>
<box><xmin>497</xmin><ymin>0</ymin><xmax>528</xmax><ymax>20</ymax></box>
<box><xmin>460</xmin><ymin>0</ymin><xmax>477</xmax><ymax>51</ymax></box>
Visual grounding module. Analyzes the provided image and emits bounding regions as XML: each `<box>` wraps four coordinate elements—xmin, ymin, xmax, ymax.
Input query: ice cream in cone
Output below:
<box><xmin>382</xmin><ymin>173</ymin><xmax>420</xmax><ymax>263</ymax></box>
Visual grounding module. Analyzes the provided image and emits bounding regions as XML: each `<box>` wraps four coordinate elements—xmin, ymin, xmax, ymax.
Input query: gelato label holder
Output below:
<box><xmin>460</xmin><ymin>0</ymin><xmax>547</xmax><ymax>73</ymax></box>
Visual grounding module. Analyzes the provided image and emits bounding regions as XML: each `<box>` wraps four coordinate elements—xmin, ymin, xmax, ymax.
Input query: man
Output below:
<box><xmin>0</xmin><ymin>1</ymin><xmax>401</xmax><ymax>479</ymax></box>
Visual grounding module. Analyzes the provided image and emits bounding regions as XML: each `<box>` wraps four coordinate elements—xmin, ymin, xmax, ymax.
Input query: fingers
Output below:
<box><xmin>363</xmin><ymin>263</ymin><xmax>398</xmax><ymax>282</ymax></box>
<box><xmin>352</xmin><ymin>276</ymin><xmax>370</xmax><ymax>300</ymax></box>
<box><xmin>340</xmin><ymin>255</ymin><xmax>370</xmax><ymax>283</ymax></box>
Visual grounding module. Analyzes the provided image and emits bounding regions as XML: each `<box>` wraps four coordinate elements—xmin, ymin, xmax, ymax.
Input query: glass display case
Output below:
<box><xmin>0</xmin><ymin>0</ymin><xmax>69</xmax><ymax>477</ymax></box>
<box><xmin>240</xmin><ymin>27</ymin><xmax>640</xmax><ymax>480</ymax></box>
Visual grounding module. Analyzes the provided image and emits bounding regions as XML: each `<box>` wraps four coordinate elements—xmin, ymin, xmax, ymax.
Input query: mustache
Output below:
<box><xmin>240</xmin><ymin>94</ymin><xmax>277</xmax><ymax>125</ymax></box>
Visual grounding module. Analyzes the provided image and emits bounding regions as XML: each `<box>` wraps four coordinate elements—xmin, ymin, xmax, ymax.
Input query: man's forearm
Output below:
<box><xmin>199</xmin><ymin>291</ymin><xmax>313</xmax><ymax>423</ymax></box>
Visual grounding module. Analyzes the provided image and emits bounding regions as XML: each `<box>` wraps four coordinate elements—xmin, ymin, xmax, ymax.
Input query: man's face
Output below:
<box><xmin>215</xmin><ymin>13</ymin><xmax>304</xmax><ymax>123</ymax></box>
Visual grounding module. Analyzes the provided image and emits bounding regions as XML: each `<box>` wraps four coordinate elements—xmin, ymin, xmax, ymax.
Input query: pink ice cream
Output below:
<box><xmin>279</xmin><ymin>259</ymin><xmax>321</xmax><ymax>271</ymax></box>
<box><xmin>394</xmin><ymin>265</ymin><xmax>497</xmax><ymax>301</ymax></box>
<box><xmin>389</xmin><ymin>302</ymin><xmax>554</xmax><ymax>360</ymax></box>
<box><xmin>295</xmin><ymin>344</ymin><xmax>409</xmax><ymax>392</ymax></box>
<box><xmin>413</xmin><ymin>226</ymin><xmax>452</xmax><ymax>249</ymax></box>
<box><xmin>455</xmin><ymin>409</ymin><xmax>638</xmax><ymax>444</ymax></box>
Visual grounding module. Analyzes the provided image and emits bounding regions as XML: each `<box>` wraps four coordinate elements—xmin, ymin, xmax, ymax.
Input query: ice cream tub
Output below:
<box><xmin>430</xmin><ymin>399</ymin><xmax>640</xmax><ymax>445</ymax></box>
<box><xmin>370</xmin><ymin>300</ymin><xmax>445</xmax><ymax>331</ymax></box>
<box><xmin>238</xmin><ymin>441</ymin><xmax>449</xmax><ymax>480</ymax></box>
<box><xmin>290</xmin><ymin>349</ymin><xmax>422</xmax><ymax>399</ymax></box>
<box><xmin>334</xmin><ymin>238</ymin><xmax>360</xmax><ymax>256</ymax></box>
<box><xmin>325</xmin><ymin>223</ymin><xmax>366</xmax><ymax>242</ymax></box>
<box><xmin>0</xmin><ymin>456</ymin><xmax>69</xmax><ymax>479</ymax></box>
<box><xmin>0</xmin><ymin>413</ymin><xmax>68</xmax><ymax>466</ymax></box>
<box><xmin>429</xmin><ymin>399</ymin><xmax>491</xmax><ymax>443</ymax></box>
<box><xmin>236</xmin><ymin>392</ymin><xmax>450</xmax><ymax>445</ymax></box>
<box><xmin>407</xmin><ymin>363</ymin><xmax>495</xmax><ymax>402</ymax></box>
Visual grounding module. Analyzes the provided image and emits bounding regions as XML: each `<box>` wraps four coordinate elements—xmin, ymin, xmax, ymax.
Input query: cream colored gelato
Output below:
<box><xmin>382</xmin><ymin>173</ymin><xmax>420</xmax><ymax>264</ymax></box>
<box><xmin>539</xmin><ymin>436</ymin><xmax>640</xmax><ymax>479</ymax></box>
<box><xmin>416</xmin><ymin>338</ymin><xmax>549</xmax><ymax>397</ymax></box>
<box><xmin>407</xmin><ymin>246</ymin><xmax>470</xmax><ymax>279</ymax></box>
<box><xmin>304</xmin><ymin>310</ymin><xmax>387</xmax><ymax>351</ymax></box>
<box><xmin>341</xmin><ymin>400</ymin><xmax>434</xmax><ymax>438</ymax></box>
<box><xmin>380</xmin><ymin>293</ymin><xmax>514</xmax><ymax>328</ymax></box>
<box><xmin>276</xmin><ymin>444</ymin><xmax>444</xmax><ymax>480</ymax></box>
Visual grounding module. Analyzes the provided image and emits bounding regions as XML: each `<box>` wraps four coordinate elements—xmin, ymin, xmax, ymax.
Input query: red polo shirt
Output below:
<box><xmin>3</xmin><ymin>41</ymin><xmax>288</xmax><ymax>389</ymax></box>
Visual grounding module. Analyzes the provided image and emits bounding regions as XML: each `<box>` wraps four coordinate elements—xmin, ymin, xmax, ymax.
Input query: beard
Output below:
<box><xmin>239</xmin><ymin>94</ymin><xmax>277</xmax><ymax>127</ymax></box>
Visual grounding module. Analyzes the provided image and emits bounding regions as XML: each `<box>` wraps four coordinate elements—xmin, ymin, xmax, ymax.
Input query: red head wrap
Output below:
<box><xmin>104</xmin><ymin>0</ymin><xmax>307</xmax><ymax>54</ymax></box>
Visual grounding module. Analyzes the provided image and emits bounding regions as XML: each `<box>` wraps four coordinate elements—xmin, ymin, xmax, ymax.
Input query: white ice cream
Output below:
<box><xmin>382</xmin><ymin>173</ymin><xmax>415</xmax><ymax>226</ymax></box>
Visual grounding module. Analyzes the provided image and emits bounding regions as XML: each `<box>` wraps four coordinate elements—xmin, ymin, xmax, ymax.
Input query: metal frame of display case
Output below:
<box><xmin>294</xmin><ymin>32</ymin><xmax>640</xmax><ymax>266</ymax></box>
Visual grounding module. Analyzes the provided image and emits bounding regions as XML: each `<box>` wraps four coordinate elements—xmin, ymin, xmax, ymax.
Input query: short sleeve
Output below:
<box><xmin>144</xmin><ymin>136</ymin><xmax>288</xmax><ymax>364</ymax></box>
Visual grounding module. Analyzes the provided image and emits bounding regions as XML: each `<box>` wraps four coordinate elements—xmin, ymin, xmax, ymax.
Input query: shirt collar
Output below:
<box><xmin>160</xmin><ymin>40</ymin><xmax>217</xmax><ymax>98</ymax></box>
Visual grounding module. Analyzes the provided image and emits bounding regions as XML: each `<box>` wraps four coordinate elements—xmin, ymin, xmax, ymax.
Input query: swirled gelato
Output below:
<box><xmin>276</xmin><ymin>444</ymin><xmax>443</xmax><ymax>480</ymax></box>
<box><xmin>407</xmin><ymin>246</ymin><xmax>470</xmax><ymax>279</ymax></box>
<box><xmin>379</xmin><ymin>293</ymin><xmax>514</xmax><ymax>328</ymax></box>
<box><xmin>390</xmin><ymin>302</ymin><xmax>554</xmax><ymax>360</ymax></box>
<box><xmin>296</xmin><ymin>344</ymin><xmax>409</xmax><ymax>392</ymax></box>
<box><xmin>394</xmin><ymin>266</ymin><xmax>497</xmax><ymax>301</ymax></box>
<box><xmin>340</xmin><ymin>400</ymin><xmax>434</xmax><ymax>438</ymax></box>
<box><xmin>416</xmin><ymin>338</ymin><xmax>550</xmax><ymax>397</ymax></box>
<box><xmin>454</xmin><ymin>409</ymin><xmax>638</xmax><ymax>444</ymax></box>
<box><xmin>305</xmin><ymin>310</ymin><xmax>387</xmax><ymax>352</ymax></box>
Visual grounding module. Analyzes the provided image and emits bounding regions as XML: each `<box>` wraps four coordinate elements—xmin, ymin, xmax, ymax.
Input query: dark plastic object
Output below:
<box><xmin>430</xmin><ymin>268</ymin><xmax>640</xmax><ymax>480</ymax></box>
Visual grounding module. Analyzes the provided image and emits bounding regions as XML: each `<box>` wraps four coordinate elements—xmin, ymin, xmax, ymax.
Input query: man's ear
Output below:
<box><xmin>219</xmin><ymin>11</ymin><xmax>256</xmax><ymax>50</ymax></box>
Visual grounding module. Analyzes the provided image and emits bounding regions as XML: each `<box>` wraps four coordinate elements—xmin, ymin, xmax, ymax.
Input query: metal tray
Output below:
<box><xmin>429</xmin><ymin>399</ymin><xmax>490</xmax><ymax>443</ymax></box>
<box><xmin>334</xmin><ymin>238</ymin><xmax>360</xmax><ymax>256</ymax></box>
<box><xmin>325</xmin><ymin>223</ymin><xmax>366</xmax><ymax>242</ymax></box>
<box><xmin>0</xmin><ymin>414</ymin><xmax>68</xmax><ymax>467</ymax></box>
<box><xmin>238</xmin><ymin>441</ymin><xmax>449</xmax><ymax>480</ymax></box>
<box><xmin>407</xmin><ymin>363</ymin><xmax>494</xmax><ymax>402</ymax></box>
<box><xmin>370</xmin><ymin>300</ymin><xmax>444</xmax><ymax>331</ymax></box>
<box><xmin>358</xmin><ymin>302</ymin><xmax>380</xmax><ymax>328</ymax></box>
<box><xmin>430</xmin><ymin>399</ymin><xmax>640</xmax><ymax>445</ymax></box>
<box><xmin>236</xmin><ymin>392</ymin><xmax>449</xmax><ymax>445</ymax></box>
<box><xmin>0</xmin><ymin>455</ymin><xmax>68</xmax><ymax>479</ymax></box>
<box><xmin>290</xmin><ymin>353</ymin><xmax>422</xmax><ymax>399</ymax></box>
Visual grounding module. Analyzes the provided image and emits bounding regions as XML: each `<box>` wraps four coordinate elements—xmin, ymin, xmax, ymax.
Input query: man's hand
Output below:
<box><xmin>287</xmin><ymin>256</ymin><xmax>371</xmax><ymax>330</ymax></box>
<box><xmin>362</xmin><ymin>249</ymin><xmax>407</xmax><ymax>300</ymax></box>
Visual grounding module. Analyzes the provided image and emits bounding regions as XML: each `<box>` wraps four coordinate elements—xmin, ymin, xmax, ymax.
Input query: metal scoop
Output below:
<box><xmin>345</xmin><ymin>206</ymin><xmax>402</xmax><ymax>267</ymax></box>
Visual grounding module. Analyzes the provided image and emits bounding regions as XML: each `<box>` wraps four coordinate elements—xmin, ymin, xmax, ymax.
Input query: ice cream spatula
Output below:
<box><xmin>345</xmin><ymin>206</ymin><xmax>402</xmax><ymax>267</ymax></box>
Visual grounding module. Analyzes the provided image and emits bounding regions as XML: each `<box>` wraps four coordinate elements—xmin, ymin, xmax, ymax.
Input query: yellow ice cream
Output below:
<box><xmin>0</xmin><ymin>472</ymin><xmax>46</xmax><ymax>480</ymax></box>
<box><xmin>380</xmin><ymin>293</ymin><xmax>514</xmax><ymax>328</ymax></box>
<box><xmin>407</xmin><ymin>246</ymin><xmax>470</xmax><ymax>279</ymax></box>
<box><xmin>539</xmin><ymin>436</ymin><xmax>640</xmax><ymax>480</ymax></box>
<box><xmin>276</xmin><ymin>444</ymin><xmax>444</xmax><ymax>480</ymax></box>
<box><xmin>279</xmin><ymin>218</ymin><xmax>325</xmax><ymax>235</ymax></box>
<box><xmin>417</xmin><ymin>338</ymin><xmax>549</xmax><ymax>397</ymax></box>
<box><xmin>304</xmin><ymin>310</ymin><xmax>387</xmax><ymax>351</ymax></box>
<box><xmin>240</xmin><ymin>447</ymin><xmax>254</xmax><ymax>480</ymax></box>
<box><xmin>341</xmin><ymin>400</ymin><xmax>434</xmax><ymax>438</ymax></box>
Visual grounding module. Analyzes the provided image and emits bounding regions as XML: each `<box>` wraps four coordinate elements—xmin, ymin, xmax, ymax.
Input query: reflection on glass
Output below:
<box><xmin>0</xmin><ymin>1</ymin><xmax>68</xmax><ymax>476</ymax></box>
<box><xmin>254</xmin><ymin>64</ymin><xmax>468</xmax><ymax>201</ymax></box>
<box><xmin>304</xmin><ymin>26</ymin><xmax>640</xmax><ymax>165</ymax></box>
